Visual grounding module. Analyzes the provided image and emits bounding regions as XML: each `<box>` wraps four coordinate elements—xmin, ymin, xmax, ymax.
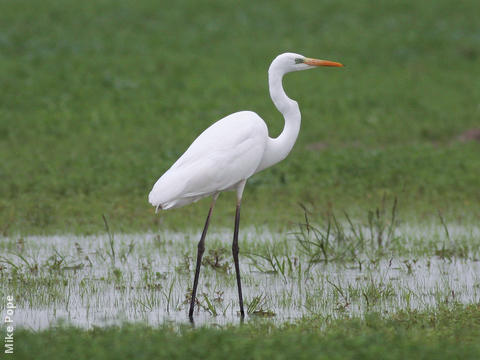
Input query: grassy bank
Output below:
<box><xmin>12</xmin><ymin>305</ymin><xmax>480</xmax><ymax>359</ymax></box>
<box><xmin>1</xmin><ymin>0</ymin><xmax>479</xmax><ymax>234</ymax></box>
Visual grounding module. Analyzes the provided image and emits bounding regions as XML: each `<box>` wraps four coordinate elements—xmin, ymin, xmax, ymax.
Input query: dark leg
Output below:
<box><xmin>232</xmin><ymin>203</ymin><xmax>245</xmax><ymax>318</ymax></box>
<box><xmin>189</xmin><ymin>195</ymin><xmax>218</xmax><ymax>320</ymax></box>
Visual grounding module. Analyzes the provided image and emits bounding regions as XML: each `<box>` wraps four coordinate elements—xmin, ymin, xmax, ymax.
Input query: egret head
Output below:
<box><xmin>270</xmin><ymin>52</ymin><xmax>344</xmax><ymax>75</ymax></box>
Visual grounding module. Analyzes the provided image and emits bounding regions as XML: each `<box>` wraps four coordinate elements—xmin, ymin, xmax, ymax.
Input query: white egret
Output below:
<box><xmin>149</xmin><ymin>52</ymin><xmax>344</xmax><ymax>319</ymax></box>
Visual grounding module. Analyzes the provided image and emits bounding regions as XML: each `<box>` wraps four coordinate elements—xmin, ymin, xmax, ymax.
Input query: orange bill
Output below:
<box><xmin>304</xmin><ymin>58</ymin><xmax>344</xmax><ymax>67</ymax></box>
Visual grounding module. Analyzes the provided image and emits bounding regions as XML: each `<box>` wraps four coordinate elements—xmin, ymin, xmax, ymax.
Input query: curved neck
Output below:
<box><xmin>256</xmin><ymin>64</ymin><xmax>301</xmax><ymax>172</ymax></box>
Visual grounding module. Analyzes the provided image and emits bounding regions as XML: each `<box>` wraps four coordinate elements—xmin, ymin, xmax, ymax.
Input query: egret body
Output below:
<box><xmin>149</xmin><ymin>52</ymin><xmax>343</xmax><ymax>319</ymax></box>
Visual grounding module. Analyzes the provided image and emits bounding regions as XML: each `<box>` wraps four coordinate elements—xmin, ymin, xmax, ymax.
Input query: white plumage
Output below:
<box><xmin>148</xmin><ymin>111</ymin><xmax>267</xmax><ymax>209</ymax></box>
<box><xmin>147</xmin><ymin>52</ymin><xmax>343</xmax><ymax>319</ymax></box>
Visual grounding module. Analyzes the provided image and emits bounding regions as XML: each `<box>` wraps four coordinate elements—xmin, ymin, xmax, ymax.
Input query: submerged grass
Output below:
<box><xmin>1</xmin><ymin>211</ymin><xmax>479</xmax><ymax>329</ymax></box>
<box><xmin>1</xmin><ymin>202</ymin><xmax>479</xmax><ymax>356</ymax></box>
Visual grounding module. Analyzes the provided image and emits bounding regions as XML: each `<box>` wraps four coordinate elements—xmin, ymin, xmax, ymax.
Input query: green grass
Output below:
<box><xmin>12</xmin><ymin>305</ymin><xmax>480</xmax><ymax>359</ymax></box>
<box><xmin>1</xmin><ymin>0</ymin><xmax>479</xmax><ymax>234</ymax></box>
<box><xmin>2</xmin><ymin>2</ymin><xmax>480</xmax><ymax>357</ymax></box>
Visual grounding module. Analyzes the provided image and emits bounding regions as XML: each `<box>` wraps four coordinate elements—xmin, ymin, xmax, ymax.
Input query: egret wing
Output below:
<box><xmin>149</xmin><ymin>111</ymin><xmax>268</xmax><ymax>209</ymax></box>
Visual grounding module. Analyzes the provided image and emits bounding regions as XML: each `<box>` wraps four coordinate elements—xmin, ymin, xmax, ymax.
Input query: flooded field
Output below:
<box><xmin>1</xmin><ymin>223</ymin><xmax>479</xmax><ymax>329</ymax></box>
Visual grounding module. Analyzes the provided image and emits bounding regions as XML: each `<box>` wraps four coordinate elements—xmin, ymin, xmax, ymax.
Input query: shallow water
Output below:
<box><xmin>1</xmin><ymin>225</ymin><xmax>479</xmax><ymax>329</ymax></box>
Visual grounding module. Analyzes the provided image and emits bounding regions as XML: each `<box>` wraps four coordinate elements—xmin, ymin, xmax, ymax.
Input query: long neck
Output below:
<box><xmin>256</xmin><ymin>64</ymin><xmax>301</xmax><ymax>172</ymax></box>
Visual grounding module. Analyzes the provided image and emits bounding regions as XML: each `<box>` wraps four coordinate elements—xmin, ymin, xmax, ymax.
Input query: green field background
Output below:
<box><xmin>1</xmin><ymin>0</ymin><xmax>479</xmax><ymax>234</ymax></box>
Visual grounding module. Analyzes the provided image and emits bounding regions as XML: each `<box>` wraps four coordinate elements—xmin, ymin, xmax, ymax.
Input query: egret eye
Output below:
<box><xmin>295</xmin><ymin>58</ymin><xmax>304</xmax><ymax>64</ymax></box>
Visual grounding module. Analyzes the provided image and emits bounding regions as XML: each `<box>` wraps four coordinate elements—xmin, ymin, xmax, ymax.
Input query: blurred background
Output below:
<box><xmin>0</xmin><ymin>0</ymin><xmax>479</xmax><ymax>234</ymax></box>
